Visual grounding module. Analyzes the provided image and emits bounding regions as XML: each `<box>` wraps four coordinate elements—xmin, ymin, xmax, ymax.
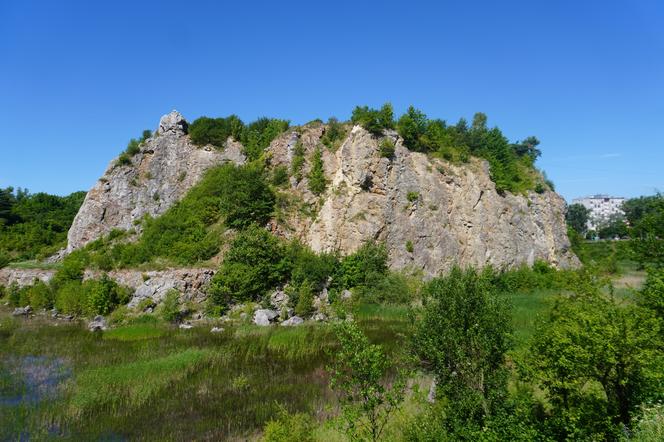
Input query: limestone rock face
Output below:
<box><xmin>66</xmin><ymin>111</ymin><xmax>246</xmax><ymax>251</ymax></box>
<box><xmin>271</xmin><ymin>125</ymin><xmax>578</xmax><ymax>276</ymax></box>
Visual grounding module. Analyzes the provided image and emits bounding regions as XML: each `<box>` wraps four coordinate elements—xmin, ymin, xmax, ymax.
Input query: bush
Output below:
<box><xmin>413</xmin><ymin>267</ymin><xmax>511</xmax><ymax>429</ymax></box>
<box><xmin>285</xmin><ymin>242</ymin><xmax>337</xmax><ymax>290</ymax></box>
<box><xmin>26</xmin><ymin>280</ymin><xmax>53</xmax><ymax>310</ymax></box>
<box><xmin>189</xmin><ymin>115</ymin><xmax>244</xmax><ymax>149</ymax></box>
<box><xmin>242</xmin><ymin>118</ymin><xmax>290</xmax><ymax>161</ymax></box>
<box><xmin>7</xmin><ymin>283</ymin><xmax>20</xmax><ymax>306</ymax></box>
<box><xmin>161</xmin><ymin>289</ymin><xmax>181</xmax><ymax>323</ymax></box>
<box><xmin>294</xmin><ymin>281</ymin><xmax>314</xmax><ymax>318</ymax></box>
<box><xmin>216</xmin><ymin>163</ymin><xmax>275</xmax><ymax>228</ymax></box>
<box><xmin>307</xmin><ymin>148</ymin><xmax>327</xmax><ymax>195</ymax></box>
<box><xmin>320</xmin><ymin>117</ymin><xmax>346</xmax><ymax>149</ymax></box>
<box><xmin>261</xmin><ymin>407</ymin><xmax>315</xmax><ymax>442</ymax></box>
<box><xmin>271</xmin><ymin>165</ymin><xmax>289</xmax><ymax>187</ymax></box>
<box><xmin>209</xmin><ymin>225</ymin><xmax>287</xmax><ymax>307</ymax></box>
<box><xmin>379</xmin><ymin>138</ymin><xmax>395</xmax><ymax>158</ymax></box>
<box><xmin>0</xmin><ymin>249</ymin><xmax>10</xmax><ymax>269</ymax></box>
<box><xmin>54</xmin><ymin>280</ymin><xmax>87</xmax><ymax>315</ymax></box>
<box><xmin>351</xmin><ymin>103</ymin><xmax>394</xmax><ymax>135</ymax></box>
<box><xmin>335</xmin><ymin>241</ymin><xmax>388</xmax><ymax>290</ymax></box>
<box><xmin>86</xmin><ymin>275</ymin><xmax>131</xmax><ymax>316</ymax></box>
<box><xmin>353</xmin><ymin>271</ymin><xmax>420</xmax><ymax>305</ymax></box>
<box><xmin>290</xmin><ymin>142</ymin><xmax>305</xmax><ymax>181</ymax></box>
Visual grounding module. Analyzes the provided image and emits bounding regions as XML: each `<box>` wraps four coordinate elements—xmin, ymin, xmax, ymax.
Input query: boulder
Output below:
<box><xmin>12</xmin><ymin>306</ymin><xmax>32</xmax><ymax>316</ymax></box>
<box><xmin>210</xmin><ymin>326</ymin><xmax>224</xmax><ymax>333</ymax></box>
<box><xmin>313</xmin><ymin>313</ymin><xmax>327</xmax><ymax>322</ymax></box>
<box><xmin>341</xmin><ymin>289</ymin><xmax>352</xmax><ymax>300</ymax></box>
<box><xmin>254</xmin><ymin>309</ymin><xmax>278</xmax><ymax>326</ymax></box>
<box><xmin>269</xmin><ymin>290</ymin><xmax>289</xmax><ymax>309</ymax></box>
<box><xmin>281</xmin><ymin>316</ymin><xmax>304</xmax><ymax>327</ymax></box>
<box><xmin>157</xmin><ymin>110</ymin><xmax>188</xmax><ymax>136</ymax></box>
<box><xmin>88</xmin><ymin>315</ymin><xmax>108</xmax><ymax>331</ymax></box>
<box><xmin>179</xmin><ymin>323</ymin><xmax>193</xmax><ymax>330</ymax></box>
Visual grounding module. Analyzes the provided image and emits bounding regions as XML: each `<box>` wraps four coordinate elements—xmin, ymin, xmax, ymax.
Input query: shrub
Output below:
<box><xmin>209</xmin><ymin>225</ymin><xmax>286</xmax><ymax>307</ymax></box>
<box><xmin>116</xmin><ymin>153</ymin><xmax>132</xmax><ymax>167</ymax></box>
<box><xmin>216</xmin><ymin>163</ymin><xmax>275</xmax><ymax>228</ymax></box>
<box><xmin>271</xmin><ymin>165</ymin><xmax>289</xmax><ymax>187</ymax></box>
<box><xmin>335</xmin><ymin>241</ymin><xmax>388</xmax><ymax>290</ymax></box>
<box><xmin>307</xmin><ymin>148</ymin><xmax>326</xmax><ymax>195</ymax></box>
<box><xmin>0</xmin><ymin>249</ymin><xmax>10</xmax><ymax>269</ymax></box>
<box><xmin>290</xmin><ymin>142</ymin><xmax>305</xmax><ymax>181</ymax></box>
<box><xmin>242</xmin><ymin>118</ymin><xmax>290</xmax><ymax>161</ymax></box>
<box><xmin>189</xmin><ymin>115</ymin><xmax>244</xmax><ymax>148</ymax></box>
<box><xmin>405</xmin><ymin>240</ymin><xmax>414</xmax><ymax>253</ymax></box>
<box><xmin>379</xmin><ymin>138</ymin><xmax>395</xmax><ymax>158</ymax></box>
<box><xmin>55</xmin><ymin>280</ymin><xmax>87</xmax><ymax>315</ymax></box>
<box><xmin>294</xmin><ymin>281</ymin><xmax>315</xmax><ymax>318</ymax></box>
<box><xmin>86</xmin><ymin>275</ymin><xmax>131</xmax><ymax>316</ymax></box>
<box><xmin>7</xmin><ymin>283</ymin><xmax>20</xmax><ymax>306</ymax></box>
<box><xmin>26</xmin><ymin>280</ymin><xmax>53</xmax><ymax>309</ymax></box>
<box><xmin>351</xmin><ymin>103</ymin><xmax>394</xmax><ymax>135</ymax></box>
<box><xmin>285</xmin><ymin>242</ymin><xmax>337</xmax><ymax>290</ymax></box>
<box><xmin>406</xmin><ymin>191</ymin><xmax>419</xmax><ymax>203</ymax></box>
<box><xmin>413</xmin><ymin>267</ymin><xmax>511</xmax><ymax>429</ymax></box>
<box><xmin>261</xmin><ymin>407</ymin><xmax>315</xmax><ymax>442</ymax></box>
<box><xmin>353</xmin><ymin>271</ymin><xmax>420</xmax><ymax>305</ymax></box>
<box><xmin>161</xmin><ymin>289</ymin><xmax>181</xmax><ymax>323</ymax></box>
<box><xmin>321</xmin><ymin>117</ymin><xmax>346</xmax><ymax>149</ymax></box>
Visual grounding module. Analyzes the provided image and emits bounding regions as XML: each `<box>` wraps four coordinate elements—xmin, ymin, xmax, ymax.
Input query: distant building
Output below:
<box><xmin>572</xmin><ymin>194</ymin><xmax>626</xmax><ymax>231</ymax></box>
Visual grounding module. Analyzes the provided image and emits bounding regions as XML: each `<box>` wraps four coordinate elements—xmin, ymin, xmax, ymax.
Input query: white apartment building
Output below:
<box><xmin>572</xmin><ymin>194</ymin><xmax>626</xmax><ymax>231</ymax></box>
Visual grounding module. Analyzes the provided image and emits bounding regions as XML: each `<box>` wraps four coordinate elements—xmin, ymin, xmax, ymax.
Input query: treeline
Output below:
<box><xmin>187</xmin><ymin>104</ymin><xmax>548</xmax><ymax>195</ymax></box>
<box><xmin>0</xmin><ymin>187</ymin><xmax>85</xmax><ymax>265</ymax></box>
<box><xmin>567</xmin><ymin>193</ymin><xmax>664</xmax><ymax>268</ymax></box>
<box><xmin>188</xmin><ymin>116</ymin><xmax>290</xmax><ymax>161</ymax></box>
<box><xmin>350</xmin><ymin>103</ymin><xmax>548</xmax><ymax>194</ymax></box>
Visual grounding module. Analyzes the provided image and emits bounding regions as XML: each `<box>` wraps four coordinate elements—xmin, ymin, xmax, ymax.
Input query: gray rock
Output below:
<box><xmin>341</xmin><ymin>289</ymin><xmax>352</xmax><ymax>300</ymax></box>
<box><xmin>88</xmin><ymin>315</ymin><xmax>108</xmax><ymax>331</ymax></box>
<box><xmin>210</xmin><ymin>326</ymin><xmax>224</xmax><ymax>333</ymax></box>
<box><xmin>312</xmin><ymin>313</ymin><xmax>327</xmax><ymax>322</ymax></box>
<box><xmin>65</xmin><ymin>111</ymin><xmax>246</xmax><ymax>252</ymax></box>
<box><xmin>179</xmin><ymin>323</ymin><xmax>193</xmax><ymax>330</ymax></box>
<box><xmin>12</xmin><ymin>306</ymin><xmax>32</xmax><ymax>316</ymax></box>
<box><xmin>281</xmin><ymin>316</ymin><xmax>304</xmax><ymax>326</ymax></box>
<box><xmin>269</xmin><ymin>290</ymin><xmax>289</xmax><ymax>309</ymax></box>
<box><xmin>254</xmin><ymin>309</ymin><xmax>278</xmax><ymax>326</ymax></box>
<box><xmin>157</xmin><ymin>110</ymin><xmax>188</xmax><ymax>135</ymax></box>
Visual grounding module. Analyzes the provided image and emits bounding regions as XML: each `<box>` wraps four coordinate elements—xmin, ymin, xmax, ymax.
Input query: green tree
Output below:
<box><xmin>329</xmin><ymin>321</ymin><xmax>407</xmax><ymax>442</ymax></box>
<box><xmin>566</xmin><ymin>203</ymin><xmax>590</xmax><ymax>235</ymax></box>
<box><xmin>208</xmin><ymin>225</ymin><xmax>286</xmax><ymax>307</ymax></box>
<box><xmin>161</xmin><ymin>289</ymin><xmax>181</xmax><ymax>323</ymax></box>
<box><xmin>528</xmin><ymin>288</ymin><xmax>663</xmax><ymax>439</ymax></box>
<box><xmin>216</xmin><ymin>163</ymin><xmax>275</xmax><ymax>228</ymax></box>
<box><xmin>413</xmin><ymin>267</ymin><xmax>511</xmax><ymax>430</ymax></box>
<box><xmin>335</xmin><ymin>241</ymin><xmax>388</xmax><ymax>290</ymax></box>
<box><xmin>307</xmin><ymin>148</ymin><xmax>327</xmax><ymax>195</ymax></box>
<box><xmin>396</xmin><ymin>106</ymin><xmax>428</xmax><ymax>151</ymax></box>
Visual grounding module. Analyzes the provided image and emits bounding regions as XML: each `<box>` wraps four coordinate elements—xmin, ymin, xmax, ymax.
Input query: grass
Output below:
<box><xmin>102</xmin><ymin>323</ymin><xmax>166</xmax><ymax>341</ymax></box>
<box><xmin>6</xmin><ymin>260</ymin><xmax>63</xmax><ymax>270</ymax></box>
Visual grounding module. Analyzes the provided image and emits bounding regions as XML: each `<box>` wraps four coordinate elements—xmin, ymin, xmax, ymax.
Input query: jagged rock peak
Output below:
<box><xmin>157</xmin><ymin>110</ymin><xmax>188</xmax><ymax>135</ymax></box>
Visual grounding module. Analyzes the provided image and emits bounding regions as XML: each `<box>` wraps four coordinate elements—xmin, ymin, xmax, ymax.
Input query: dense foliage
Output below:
<box><xmin>189</xmin><ymin>115</ymin><xmax>289</xmax><ymax>160</ymax></box>
<box><xmin>566</xmin><ymin>202</ymin><xmax>590</xmax><ymax>235</ymax></box>
<box><xmin>413</xmin><ymin>267</ymin><xmax>511</xmax><ymax>436</ymax></box>
<box><xmin>626</xmin><ymin>194</ymin><xmax>664</xmax><ymax>267</ymax></box>
<box><xmin>0</xmin><ymin>187</ymin><xmax>85</xmax><ymax>262</ymax></box>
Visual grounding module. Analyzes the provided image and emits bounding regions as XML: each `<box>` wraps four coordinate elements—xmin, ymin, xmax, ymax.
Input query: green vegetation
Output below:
<box><xmin>350</xmin><ymin>104</ymin><xmax>546</xmax><ymax>194</ymax></box>
<box><xmin>350</xmin><ymin>103</ymin><xmax>395</xmax><ymax>136</ymax></box>
<box><xmin>307</xmin><ymin>148</ymin><xmax>327</xmax><ymax>195</ymax></box>
<box><xmin>0</xmin><ymin>187</ymin><xmax>85</xmax><ymax>261</ymax></box>
<box><xmin>320</xmin><ymin>117</ymin><xmax>347</xmax><ymax>150</ymax></box>
<box><xmin>291</xmin><ymin>141</ymin><xmax>305</xmax><ymax>181</ymax></box>
<box><xmin>329</xmin><ymin>321</ymin><xmax>407</xmax><ymax>441</ymax></box>
<box><xmin>189</xmin><ymin>115</ymin><xmax>289</xmax><ymax>160</ymax></box>
<box><xmin>379</xmin><ymin>138</ymin><xmax>395</xmax><ymax>158</ymax></box>
<box><xmin>116</xmin><ymin>129</ymin><xmax>152</xmax><ymax>166</ymax></box>
<box><xmin>566</xmin><ymin>202</ymin><xmax>590</xmax><ymax>235</ymax></box>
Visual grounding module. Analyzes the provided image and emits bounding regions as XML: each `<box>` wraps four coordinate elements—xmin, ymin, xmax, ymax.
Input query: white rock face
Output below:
<box><xmin>269</xmin><ymin>125</ymin><xmax>578</xmax><ymax>276</ymax></box>
<box><xmin>66</xmin><ymin>111</ymin><xmax>246</xmax><ymax>252</ymax></box>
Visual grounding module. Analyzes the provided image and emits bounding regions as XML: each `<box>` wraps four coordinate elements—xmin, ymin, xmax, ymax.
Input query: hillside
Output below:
<box><xmin>64</xmin><ymin>110</ymin><xmax>577</xmax><ymax>277</ymax></box>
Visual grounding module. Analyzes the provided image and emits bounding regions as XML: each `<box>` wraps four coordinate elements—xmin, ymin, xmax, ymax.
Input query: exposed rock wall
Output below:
<box><xmin>269</xmin><ymin>125</ymin><xmax>578</xmax><ymax>276</ymax></box>
<box><xmin>0</xmin><ymin>266</ymin><xmax>214</xmax><ymax>306</ymax></box>
<box><xmin>65</xmin><ymin>112</ymin><xmax>577</xmax><ymax>279</ymax></box>
<box><xmin>66</xmin><ymin>111</ymin><xmax>246</xmax><ymax>251</ymax></box>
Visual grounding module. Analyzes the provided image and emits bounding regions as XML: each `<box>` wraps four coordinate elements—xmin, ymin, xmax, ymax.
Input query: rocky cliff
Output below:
<box><xmin>66</xmin><ymin>111</ymin><xmax>578</xmax><ymax>276</ymax></box>
<box><xmin>66</xmin><ymin>111</ymin><xmax>246</xmax><ymax>251</ymax></box>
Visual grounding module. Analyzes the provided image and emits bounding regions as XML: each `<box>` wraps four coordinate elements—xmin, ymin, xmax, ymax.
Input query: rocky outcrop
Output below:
<box><xmin>0</xmin><ymin>268</ymin><xmax>56</xmax><ymax>287</ymax></box>
<box><xmin>268</xmin><ymin>125</ymin><xmax>578</xmax><ymax>276</ymax></box>
<box><xmin>83</xmin><ymin>268</ymin><xmax>215</xmax><ymax>307</ymax></box>
<box><xmin>0</xmin><ymin>266</ymin><xmax>214</xmax><ymax>306</ymax></box>
<box><xmin>62</xmin><ymin>111</ymin><xmax>577</xmax><ymax>280</ymax></box>
<box><xmin>66</xmin><ymin>111</ymin><xmax>246</xmax><ymax>252</ymax></box>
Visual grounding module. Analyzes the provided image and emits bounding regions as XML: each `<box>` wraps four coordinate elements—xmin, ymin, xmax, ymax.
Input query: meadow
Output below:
<box><xmin>0</xmin><ymin>241</ymin><xmax>651</xmax><ymax>441</ymax></box>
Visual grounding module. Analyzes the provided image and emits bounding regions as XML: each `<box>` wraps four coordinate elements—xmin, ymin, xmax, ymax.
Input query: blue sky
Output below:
<box><xmin>1</xmin><ymin>0</ymin><xmax>662</xmax><ymax>202</ymax></box>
